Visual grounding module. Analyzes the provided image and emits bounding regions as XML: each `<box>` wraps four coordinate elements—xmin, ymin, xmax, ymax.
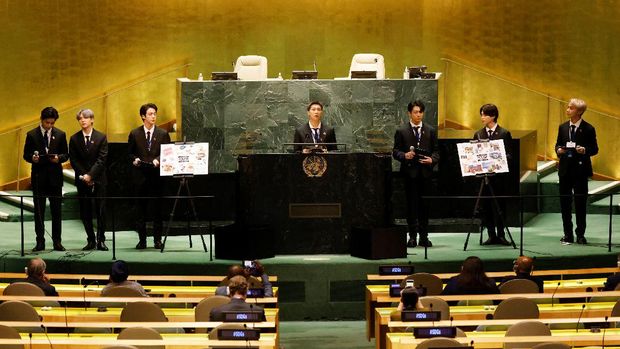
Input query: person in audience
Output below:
<box><xmin>441</xmin><ymin>256</ymin><xmax>500</xmax><ymax>295</ymax></box>
<box><xmin>210</xmin><ymin>275</ymin><xmax>266</xmax><ymax>321</ymax></box>
<box><xmin>392</xmin><ymin>100</ymin><xmax>439</xmax><ymax>248</ymax></box>
<box><xmin>555</xmin><ymin>98</ymin><xmax>598</xmax><ymax>245</ymax></box>
<box><xmin>390</xmin><ymin>286</ymin><xmax>425</xmax><ymax>321</ymax></box>
<box><xmin>128</xmin><ymin>103</ymin><xmax>171</xmax><ymax>249</ymax></box>
<box><xmin>23</xmin><ymin>106</ymin><xmax>69</xmax><ymax>252</ymax></box>
<box><xmin>499</xmin><ymin>255</ymin><xmax>544</xmax><ymax>292</ymax></box>
<box><xmin>215</xmin><ymin>260</ymin><xmax>273</xmax><ymax>297</ymax></box>
<box><xmin>69</xmin><ymin>109</ymin><xmax>109</xmax><ymax>251</ymax></box>
<box><xmin>473</xmin><ymin>103</ymin><xmax>512</xmax><ymax>246</ymax></box>
<box><xmin>603</xmin><ymin>254</ymin><xmax>620</xmax><ymax>291</ymax></box>
<box><xmin>22</xmin><ymin>258</ymin><xmax>58</xmax><ymax>296</ymax></box>
<box><xmin>293</xmin><ymin>101</ymin><xmax>337</xmax><ymax>153</ymax></box>
<box><xmin>101</xmin><ymin>260</ymin><xmax>148</xmax><ymax>296</ymax></box>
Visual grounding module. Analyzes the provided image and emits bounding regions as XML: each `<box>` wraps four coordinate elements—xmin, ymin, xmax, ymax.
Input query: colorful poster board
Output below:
<box><xmin>160</xmin><ymin>142</ymin><xmax>209</xmax><ymax>176</ymax></box>
<box><xmin>456</xmin><ymin>140</ymin><xmax>508</xmax><ymax>177</ymax></box>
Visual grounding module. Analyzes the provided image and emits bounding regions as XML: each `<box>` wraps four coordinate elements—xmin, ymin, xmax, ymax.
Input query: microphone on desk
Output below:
<box><xmin>575</xmin><ymin>304</ymin><xmax>586</xmax><ymax>333</ymax></box>
<box><xmin>29</xmin><ymin>332</ymin><xmax>32</xmax><ymax>349</ymax></box>
<box><xmin>449</xmin><ymin>316</ymin><xmax>453</xmax><ymax>328</ymax></box>
<box><xmin>602</xmin><ymin>315</ymin><xmax>609</xmax><ymax>349</ymax></box>
<box><xmin>41</xmin><ymin>324</ymin><xmax>54</xmax><ymax>349</ymax></box>
<box><xmin>550</xmin><ymin>281</ymin><xmax>561</xmax><ymax>307</ymax></box>
<box><xmin>429</xmin><ymin>302</ymin><xmax>434</xmax><ymax>325</ymax></box>
<box><xmin>82</xmin><ymin>278</ymin><xmax>99</xmax><ymax>310</ymax></box>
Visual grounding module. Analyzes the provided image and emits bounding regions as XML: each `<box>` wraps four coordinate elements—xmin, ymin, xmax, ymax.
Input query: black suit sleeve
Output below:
<box><xmin>583</xmin><ymin>123</ymin><xmax>598</xmax><ymax>157</ymax></box>
<box><xmin>128</xmin><ymin>129</ymin><xmax>139</xmax><ymax>163</ymax></box>
<box><xmin>23</xmin><ymin>131</ymin><xmax>36</xmax><ymax>163</ymax></box>
<box><xmin>90</xmin><ymin>134</ymin><xmax>108</xmax><ymax>180</ymax></box>
<box><xmin>429</xmin><ymin>127</ymin><xmax>440</xmax><ymax>165</ymax></box>
<box><xmin>69</xmin><ymin>135</ymin><xmax>89</xmax><ymax>175</ymax></box>
<box><xmin>56</xmin><ymin>131</ymin><xmax>69</xmax><ymax>164</ymax></box>
<box><xmin>392</xmin><ymin>128</ymin><xmax>408</xmax><ymax>162</ymax></box>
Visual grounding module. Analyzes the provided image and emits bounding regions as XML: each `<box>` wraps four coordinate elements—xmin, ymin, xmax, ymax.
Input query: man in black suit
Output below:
<box><xmin>499</xmin><ymin>255</ymin><xmax>544</xmax><ymax>293</ymax></box>
<box><xmin>555</xmin><ymin>98</ymin><xmax>598</xmax><ymax>245</ymax></box>
<box><xmin>128</xmin><ymin>103</ymin><xmax>171</xmax><ymax>249</ymax></box>
<box><xmin>473</xmin><ymin>103</ymin><xmax>512</xmax><ymax>246</ymax></box>
<box><xmin>69</xmin><ymin>109</ymin><xmax>108</xmax><ymax>251</ymax></box>
<box><xmin>209</xmin><ymin>275</ymin><xmax>265</xmax><ymax>321</ymax></box>
<box><xmin>293</xmin><ymin>101</ymin><xmax>337</xmax><ymax>153</ymax></box>
<box><xmin>22</xmin><ymin>258</ymin><xmax>58</xmax><ymax>296</ymax></box>
<box><xmin>23</xmin><ymin>107</ymin><xmax>69</xmax><ymax>252</ymax></box>
<box><xmin>392</xmin><ymin>100</ymin><xmax>439</xmax><ymax>248</ymax></box>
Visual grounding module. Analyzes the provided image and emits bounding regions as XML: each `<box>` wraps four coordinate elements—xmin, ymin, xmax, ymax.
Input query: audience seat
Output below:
<box><xmin>3</xmin><ymin>282</ymin><xmax>59</xmax><ymax>307</ymax></box>
<box><xmin>493</xmin><ymin>297</ymin><xmax>540</xmax><ymax>319</ymax></box>
<box><xmin>118</xmin><ymin>327</ymin><xmax>164</xmax><ymax>349</ymax></box>
<box><xmin>195</xmin><ymin>295</ymin><xmax>231</xmax><ymax>333</ymax></box>
<box><xmin>504</xmin><ymin>320</ymin><xmax>551</xmax><ymax>349</ymax></box>
<box><xmin>499</xmin><ymin>279</ymin><xmax>540</xmax><ymax>294</ymax></box>
<box><xmin>416</xmin><ymin>337</ymin><xmax>463</xmax><ymax>349</ymax></box>
<box><xmin>0</xmin><ymin>324</ymin><xmax>23</xmax><ymax>349</ymax></box>
<box><xmin>400</xmin><ymin>273</ymin><xmax>443</xmax><ymax>295</ymax></box>
<box><xmin>234</xmin><ymin>55</ymin><xmax>268</xmax><ymax>80</ymax></box>
<box><xmin>0</xmin><ymin>300</ymin><xmax>42</xmax><ymax>333</ymax></box>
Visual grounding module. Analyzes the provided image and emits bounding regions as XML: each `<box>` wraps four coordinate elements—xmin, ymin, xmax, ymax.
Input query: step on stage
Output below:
<box><xmin>0</xmin><ymin>214</ymin><xmax>618</xmax><ymax>320</ymax></box>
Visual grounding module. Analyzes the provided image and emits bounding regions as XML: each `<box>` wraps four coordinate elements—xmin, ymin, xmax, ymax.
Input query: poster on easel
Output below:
<box><xmin>456</xmin><ymin>140</ymin><xmax>508</xmax><ymax>177</ymax></box>
<box><xmin>160</xmin><ymin>142</ymin><xmax>209</xmax><ymax>176</ymax></box>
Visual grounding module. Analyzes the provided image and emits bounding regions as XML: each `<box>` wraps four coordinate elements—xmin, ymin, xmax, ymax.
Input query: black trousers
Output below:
<box><xmin>32</xmin><ymin>182</ymin><xmax>62</xmax><ymax>244</ymax></box>
<box><xmin>76</xmin><ymin>182</ymin><xmax>106</xmax><ymax>243</ymax></box>
<box><xmin>403</xmin><ymin>175</ymin><xmax>431</xmax><ymax>240</ymax></box>
<box><xmin>480</xmin><ymin>183</ymin><xmax>506</xmax><ymax>238</ymax></box>
<box><xmin>559</xmin><ymin>171</ymin><xmax>588</xmax><ymax>237</ymax></box>
<box><xmin>134</xmin><ymin>174</ymin><xmax>163</xmax><ymax>243</ymax></box>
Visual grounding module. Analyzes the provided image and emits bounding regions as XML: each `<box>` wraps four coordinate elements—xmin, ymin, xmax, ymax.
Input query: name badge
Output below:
<box><xmin>565</xmin><ymin>141</ymin><xmax>576</xmax><ymax>148</ymax></box>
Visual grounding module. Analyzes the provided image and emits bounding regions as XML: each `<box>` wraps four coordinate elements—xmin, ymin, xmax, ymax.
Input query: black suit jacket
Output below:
<box><xmin>23</xmin><ymin>276</ymin><xmax>59</xmax><ymax>297</ymax></box>
<box><xmin>392</xmin><ymin>123</ymin><xmax>440</xmax><ymax>178</ymax></box>
<box><xmin>127</xmin><ymin>125</ymin><xmax>171</xmax><ymax>183</ymax></box>
<box><xmin>209</xmin><ymin>298</ymin><xmax>266</xmax><ymax>322</ymax></box>
<box><xmin>554</xmin><ymin>120</ymin><xmax>598</xmax><ymax>177</ymax></box>
<box><xmin>23</xmin><ymin>126</ymin><xmax>69</xmax><ymax>188</ymax></box>
<box><xmin>472</xmin><ymin>125</ymin><xmax>513</xmax><ymax>162</ymax></box>
<box><xmin>293</xmin><ymin>123</ymin><xmax>337</xmax><ymax>152</ymax></box>
<box><xmin>69</xmin><ymin>129</ymin><xmax>108</xmax><ymax>185</ymax></box>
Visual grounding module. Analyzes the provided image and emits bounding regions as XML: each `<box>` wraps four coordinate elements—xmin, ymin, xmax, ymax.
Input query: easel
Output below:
<box><xmin>160</xmin><ymin>176</ymin><xmax>208</xmax><ymax>254</ymax></box>
<box><xmin>463</xmin><ymin>172</ymin><xmax>517</xmax><ymax>251</ymax></box>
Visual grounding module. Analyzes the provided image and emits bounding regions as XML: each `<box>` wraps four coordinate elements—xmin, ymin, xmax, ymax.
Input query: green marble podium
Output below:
<box><xmin>177</xmin><ymin>78</ymin><xmax>439</xmax><ymax>173</ymax></box>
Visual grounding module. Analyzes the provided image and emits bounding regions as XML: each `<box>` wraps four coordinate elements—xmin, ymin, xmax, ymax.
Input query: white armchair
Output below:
<box><xmin>234</xmin><ymin>55</ymin><xmax>268</xmax><ymax>80</ymax></box>
<box><xmin>348</xmin><ymin>53</ymin><xmax>385</xmax><ymax>79</ymax></box>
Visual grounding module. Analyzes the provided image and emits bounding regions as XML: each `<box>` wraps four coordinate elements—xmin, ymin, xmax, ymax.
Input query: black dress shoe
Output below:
<box><xmin>497</xmin><ymin>237</ymin><xmax>511</xmax><ymax>246</ymax></box>
<box><xmin>135</xmin><ymin>241</ymin><xmax>147</xmax><ymax>249</ymax></box>
<box><xmin>576</xmin><ymin>236</ymin><xmax>588</xmax><ymax>245</ymax></box>
<box><xmin>560</xmin><ymin>236</ymin><xmax>574</xmax><ymax>244</ymax></box>
<box><xmin>153</xmin><ymin>241</ymin><xmax>163</xmax><ymax>249</ymax></box>
<box><xmin>82</xmin><ymin>241</ymin><xmax>96</xmax><ymax>251</ymax></box>
<box><xmin>482</xmin><ymin>237</ymin><xmax>498</xmax><ymax>245</ymax></box>
<box><xmin>406</xmin><ymin>238</ymin><xmax>417</xmax><ymax>248</ymax></box>
<box><xmin>32</xmin><ymin>243</ymin><xmax>45</xmax><ymax>252</ymax></box>
<box><xmin>97</xmin><ymin>241</ymin><xmax>109</xmax><ymax>251</ymax></box>
<box><xmin>53</xmin><ymin>243</ymin><xmax>66</xmax><ymax>251</ymax></box>
<box><xmin>418</xmin><ymin>239</ymin><xmax>433</xmax><ymax>248</ymax></box>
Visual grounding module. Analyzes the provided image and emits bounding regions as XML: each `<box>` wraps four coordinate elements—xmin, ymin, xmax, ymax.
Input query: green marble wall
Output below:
<box><xmin>179</xmin><ymin>79</ymin><xmax>438</xmax><ymax>173</ymax></box>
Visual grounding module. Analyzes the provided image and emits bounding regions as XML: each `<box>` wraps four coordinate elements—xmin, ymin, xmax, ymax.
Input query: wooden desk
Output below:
<box><xmin>0</xmin><ymin>282</ymin><xmax>279</xmax><ymax>299</ymax></box>
<box><xmin>0</xmin><ymin>272</ymin><xmax>278</xmax><ymax>283</ymax></box>
<box><xmin>374</xmin><ymin>302</ymin><xmax>616</xmax><ymax>349</ymax></box>
<box><xmin>387</xmin><ymin>331</ymin><xmax>620</xmax><ymax>349</ymax></box>
<box><xmin>0</xmin><ymin>333</ymin><xmax>278</xmax><ymax>349</ymax></box>
<box><xmin>0</xmin><ymin>294</ymin><xmax>278</xmax><ymax>306</ymax></box>
<box><xmin>0</xmin><ymin>320</ymin><xmax>277</xmax><ymax>330</ymax></box>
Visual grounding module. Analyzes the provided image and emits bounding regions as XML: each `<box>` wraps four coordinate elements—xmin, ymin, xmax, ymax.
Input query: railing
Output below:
<box><xmin>440</xmin><ymin>57</ymin><xmax>619</xmax><ymax>180</ymax></box>
<box><xmin>0</xmin><ymin>60</ymin><xmax>191</xmax><ymax>190</ymax></box>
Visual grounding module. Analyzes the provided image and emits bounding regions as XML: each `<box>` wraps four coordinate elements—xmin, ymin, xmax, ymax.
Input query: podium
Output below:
<box><xmin>237</xmin><ymin>153</ymin><xmax>392</xmax><ymax>254</ymax></box>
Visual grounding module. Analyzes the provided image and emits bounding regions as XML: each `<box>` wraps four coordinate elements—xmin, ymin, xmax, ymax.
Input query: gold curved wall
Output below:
<box><xmin>1</xmin><ymin>0</ymin><xmax>618</xmax><ymax>184</ymax></box>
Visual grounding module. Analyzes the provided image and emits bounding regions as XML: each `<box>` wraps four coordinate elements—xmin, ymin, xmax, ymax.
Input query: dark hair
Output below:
<box><xmin>228</xmin><ymin>275</ymin><xmax>249</xmax><ymax>296</ymax></box>
<box><xmin>480</xmin><ymin>103</ymin><xmax>499</xmax><ymax>122</ymax></box>
<box><xmin>307</xmin><ymin>101</ymin><xmax>323</xmax><ymax>111</ymax></box>
<box><xmin>40</xmin><ymin>107</ymin><xmax>59</xmax><ymax>121</ymax></box>
<box><xmin>110</xmin><ymin>260</ymin><xmax>129</xmax><ymax>283</ymax></box>
<box><xmin>400</xmin><ymin>287</ymin><xmax>420</xmax><ymax>310</ymax></box>
<box><xmin>139</xmin><ymin>103</ymin><xmax>158</xmax><ymax>117</ymax></box>
<box><xmin>456</xmin><ymin>256</ymin><xmax>492</xmax><ymax>290</ymax></box>
<box><xmin>407</xmin><ymin>100</ymin><xmax>426</xmax><ymax>113</ymax></box>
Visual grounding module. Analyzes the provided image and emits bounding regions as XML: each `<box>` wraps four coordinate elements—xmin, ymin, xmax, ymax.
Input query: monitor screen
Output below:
<box><xmin>401</xmin><ymin>311</ymin><xmax>442</xmax><ymax>322</ymax></box>
<box><xmin>211</xmin><ymin>72</ymin><xmax>238</xmax><ymax>80</ymax></box>
<box><xmin>389</xmin><ymin>283</ymin><xmax>402</xmax><ymax>298</ymax></box>
<box><xmin>247</xmin><ymin>288</ymin><xmax>265</xmax><ymax>298</ymax></box>
<box><xmin>379</xmin><ymin>265</ymin><xmax>414</xmax><ymax>275</ymax></box>
<box><xmin>350</xmin><ymin>70</ymin><xmax>377</xmax><ymax>79</ymax></box>
<box><xmin>217</xmin><ymin>328</ymin><xmax>260</xmax><ymax>340</ymax></box>
<box><xmin>222</xmin><ymin>311</ymin><xmax>263</xmax><ymax>322</ymax></box>
<box><xmin>292</xmin><ymin>70</ymin><xmax>318</xmax><ymax>79</ymax></box>
<box><xmin>413</xmin><ymin>327</ymin><xmax>457</xmax><ymax>338</ymax></box>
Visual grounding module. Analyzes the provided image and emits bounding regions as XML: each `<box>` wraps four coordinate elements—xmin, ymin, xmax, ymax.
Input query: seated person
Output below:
<box><xmin>210</xmin><ymin>275</ymin><xmax>266</xmax><ymax>321</ymax></box>
<box><xmin>441</xmin><ymin>256</ymin><xmax>500</xmax><ymax>297</ymax></box>
<box><xmin>603</xmin><ymin>255</ymin><xmax>620</xmax><ymax>291</ymax></box>
<box><xmin>22</xmin><ymin>257</ymin><xmax>58</xmax><ymax>296</ymax></box>
<box><xmin>499</xmin><ymin>255</ymin><xmax>544</xmax><ymax>292</ymax></box>
<box><xmin>390</xmin><ymin>287</ymin><xmax>424</xmax><ymax>321</ymax></box>
<box><xmin>293</xmin><ymin>101</ymin><xmax>337</xmax><ymax>153</ymax></box>
<box><xmin>216</xmin><ymin>260</ymin><xmax>273</xmax><ymax>297</ymax></box>
<box><xmin>101</xmin><ymin>260</ymin><xmax>148</xmax><ymax>297</ymax></box>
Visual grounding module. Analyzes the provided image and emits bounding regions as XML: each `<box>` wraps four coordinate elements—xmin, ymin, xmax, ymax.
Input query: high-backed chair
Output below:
<box><xmin>208</xmin><ymin>323</ymin><xmax>247</xmax><ymax>349</ymax></box>
<box><xmin>499</xmin><ymin>279</ymin><xmax>540</xmax><ymax>294</ymax></box>
<box><xmin>234</xmin><ymin>55</ymin><xmax>268</xmax><ymax>80</ymax></box>
<box><xmin>493</xmin><ymin>297</ymin><xmax>540</xmax><ymax>320</ymax></box>
<box><xmin>504</xmin><ymin>320</ymin><xmax>551</xmax><ymax>349</ymax></box>
<box><xmin>400</xmin><ymin>273</ymin><xmax>443</xmax><ymax>295</ymax></box>
<box><xmin>195</xmin><ymin>296</ymin><xmax>231</xmax><ymax>333</ymax></box>
<box><xmin>0</xmin><ymin>324</ymin><xmax>23</xmax><ymax>349</ymax></box>
<box><xmin>415</xmin><ymin>337</ymin><xmax>462</xmax><ymax>349</ymax></box>
<box><xmin>3</xmin><ymin>282</ymin><xmax>59</xmax><ymax>307</ymax></box>
<box><xmin>118</xmin><ymin>327</ymin><xmax>164</xmax><ymax>349</ymax></box>
<box><xmin>0</xmin><ymin>301</ymin><xmax>42</xmax><ymax>333</ymax></box>
<box><xmin>120</xmin><ymin>302</ymin><xmax>182</xmax><ymax>333</ymax></box>
<box><xmin>419</xmin><ymin>296</ymin><xmax>450</xmax><ymax>320</ymax></box>
<box><xmin>348</xmin><ymin>53</ymin><xmax>385</xmax><ymax>79</ymax></box>
<box><xmin>102</xmin><ymin>286</ymin><xmax>146</xmax><ymax>298</ymax></box>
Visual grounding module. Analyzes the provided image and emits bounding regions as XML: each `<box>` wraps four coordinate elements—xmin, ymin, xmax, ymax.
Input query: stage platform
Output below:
<box><xmin>0</xmin><ymin>213</ymin><xmax>618</xmax><ymax>320</ymax></box>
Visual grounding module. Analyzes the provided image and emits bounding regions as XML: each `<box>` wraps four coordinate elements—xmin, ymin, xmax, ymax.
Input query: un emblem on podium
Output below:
<box><xmin>302</xmin><ymin>155</ymin><xmax>327</xmax><ymax>177</ymax></box>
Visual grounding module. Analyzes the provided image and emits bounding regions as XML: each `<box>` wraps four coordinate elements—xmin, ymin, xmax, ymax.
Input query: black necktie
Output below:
<box><xmin>146</xmin><ymin>131</ymin><xmax>152</xmax><ymax>151</ymax></box>
<box><xmin>570</xmin><ymin>125</ymin><xmax>576</xmax><ymax>142</ymax></box>
<box><xmin>85</xmin><ymin>136</ymin><xmax>90</xmax><ymax>149</ymax></box>
<box><xmin>312</xmin><ymin>128</ymin><xmax>320</xmax><ymax>143</ymax></box>
<box><xmin>43</xmin><ymin>130</ymin><xmax>49</xmax><ymax>150</ymax></box>
<box><xmin>488</xmin><ymin>129</ymin><xmax>493</xmax><ymax>139</ymax></box>
<box><xmin>413</xmin><ymin>126</ymin><xmax>420</xmax><ymax>140</ymax></box>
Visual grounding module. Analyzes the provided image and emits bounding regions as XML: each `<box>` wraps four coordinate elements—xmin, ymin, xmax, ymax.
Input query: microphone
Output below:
<box><xmin>575</xmin><ymin>304</ymin><xmax>585</xmax><ymax>333</ymax></box>
<box><xmin>602</xmin><ymin>315</ymin><xmax>609</xmax><ymax>349</ymax></box>
<box><xmin>313</xmin><ymin>59</ymin><xmax>317</xmax><ymax>72</ymax></box>
<box><xmin>429</xmin><ymin>302</ymin><xmax>434</xmax><ymax>325</ymax></box>
<box><xmin>449</xmin><ymin>316</ymin><xmax>453</xmax><ymax>327</ymax></box>
<box><xmin>550</xmin><ymin>282</ymin><xmax>561</xmax><ymax>307</ymax></box>
<box><xmin>34</xmin><ymin>150</ymin><xmax>39</xmax><ymax>157</ymax></box>
<box><xmin>41</xmin><ymin>324</ymin><xmax>53</xmax><ymax>349</ymax></box>
<box><xmin>82</xmin><ymin>278</ymin><xmax>99</xmax><ymax>310</ymax></box>
<box><xmin>29</xmin><ymin>332</ymin><xmax>32</xmax><ymax>349</ymax></box>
